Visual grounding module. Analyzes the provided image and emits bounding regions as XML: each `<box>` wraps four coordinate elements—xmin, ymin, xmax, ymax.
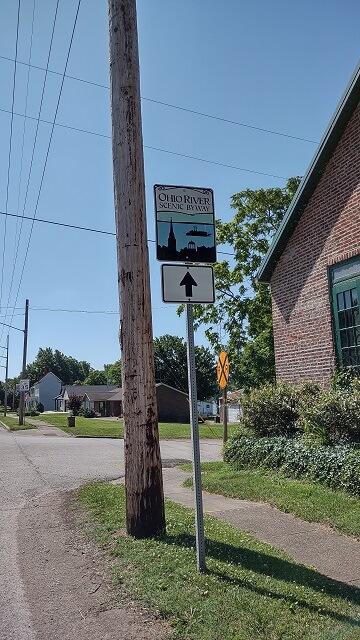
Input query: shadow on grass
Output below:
<box><xmin>159</xmin><ymin>532</ymin><xmax>360</xmax><ymax>627</ymax></box>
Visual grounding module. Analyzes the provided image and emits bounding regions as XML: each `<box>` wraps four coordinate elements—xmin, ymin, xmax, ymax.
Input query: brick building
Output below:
<box><xmin>258</xmin><ymin>62</ymin><xmax>360</xmax><ymax>386</ymax></box>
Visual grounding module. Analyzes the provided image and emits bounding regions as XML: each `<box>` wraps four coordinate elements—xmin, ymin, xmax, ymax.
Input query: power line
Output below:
<box><xmin>11</xmin><ymin>0</ymin><xmax>83</xmax><ymax>327</ymax></box>
<box><xmin>142</xmin><ymin>97</ymin><xmax>318</xmax><ymax>144</ymax></box>
<box><xmin>0</xmin><ymin>54</ymin><xmax>318</xmax><ymax>144</ymax></box>
<box><xmin>0</xmin><ymin>0</ymin><xmax>21</xmax><ymax>314</ymax></box>
<box><xmin>145</xmin><ymin>146</ymin><xmax>288</xmax><ymax>180</ymax></box>
<box><xmin>0</xmin><ymin>320</ymin><xmax>23</xmax><ymax>332</ymax></box>
<box><xmin>4</xmin><ymin>0</ymin><xmax>36</xmax><ymax>341</ymax></box>
<box><xmin>31</xmin><ymin>306</ymin><xmax>119</xmax><ymax>314</ymax></box>
<box><xmin>0</xmin><ymin>209</ymin><xmax>114</xmax><ymax>235</ymax></box>
<box><xmin>0</xmin><ymin>209</ymin><xmax>236</xmax><ymax>257</ymax></box>
<box><xmin>0</xmin><ymin>0</ymin><xmax>61</xmax><ymax>357</ymax></box>
<box><xmin>0</xmin><ymin>107</ymin><xmax>288</xmax><ymax>180</ymax></box>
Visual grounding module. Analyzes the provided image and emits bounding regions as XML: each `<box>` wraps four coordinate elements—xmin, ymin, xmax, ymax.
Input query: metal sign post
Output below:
<box><xmin>186</xmin><ymin>303</ymin><xmax>206</xmax><ymax>573</ymax></box>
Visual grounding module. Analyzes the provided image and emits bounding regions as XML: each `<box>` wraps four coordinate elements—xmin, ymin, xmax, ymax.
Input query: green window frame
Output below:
<box><xmin>330</xmin><ymin>256</ymin><xmax>360</xmax><ymax>375</ymax></box>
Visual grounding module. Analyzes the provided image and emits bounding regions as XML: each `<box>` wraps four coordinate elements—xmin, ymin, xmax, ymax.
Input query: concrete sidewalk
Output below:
<box><xmin>162</xmin><ymin>467</ymin><xmax>360</xmax><ymax>589</ymax></box>
<box><xmin>1</xmin><ymin>415</ymin><xmax>72</xmax><ymax>437</ymax></box>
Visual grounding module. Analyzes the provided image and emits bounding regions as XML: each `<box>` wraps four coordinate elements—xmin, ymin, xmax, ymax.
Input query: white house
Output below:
<box><xmin>25</xmin><ymin>372</ymin><xmax>62</xmax><ymax>412</ymax></box>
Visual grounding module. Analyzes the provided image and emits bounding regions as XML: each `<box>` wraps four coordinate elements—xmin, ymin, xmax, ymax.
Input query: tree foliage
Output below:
<box><xmin>83</xmin><ymin>369</ymin><xmax>108</xmax><ymax>385</ymax></box>
<box><xmin>153</xmin><ymin>334</ymin><xmax>218</xmax><ymax>400</ymax></box>
<box><xmin>187</xmin><ymin>177</ymin><xmax>301</xmax><ymax>389</ymax></box>
<box><xmin>104</xmin><ymin>360</ymin><xmax>122</xmax><ymax>387</ymax></box>
<box><xmin>25</xmin><ymin>347</ymin><xmax>91</xmax><ymax>385</ymax></box>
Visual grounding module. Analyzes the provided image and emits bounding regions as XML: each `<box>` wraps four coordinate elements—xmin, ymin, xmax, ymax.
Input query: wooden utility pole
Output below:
<box><xmin>18</xmin><ymin>299</ymin><xmax>29</xmax><ymax>426</ymax></box>
<box><xmin>108</xmin><ymin>0</ymin><xmax>165</xmax><ymax>538</ymax></box>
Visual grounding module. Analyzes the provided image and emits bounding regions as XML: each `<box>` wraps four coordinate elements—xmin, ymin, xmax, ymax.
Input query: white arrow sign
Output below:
<box><xmin>161</xmin><ymin>264</ymin><xmax>215</xmax><ymax>304</ymax></box>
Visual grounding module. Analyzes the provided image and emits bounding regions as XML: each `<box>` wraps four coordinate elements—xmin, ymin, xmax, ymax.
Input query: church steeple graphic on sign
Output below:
<box><xmin>167</xmin><ymin>218</ymin><xmax>177</xmax><ymax>254</ymax></box>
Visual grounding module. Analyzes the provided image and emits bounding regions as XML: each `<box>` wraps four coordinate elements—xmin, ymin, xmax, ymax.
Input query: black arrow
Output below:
<box><xmin>180</xmin><ymin>271</ymin><xmax>198</xmax><ymax>297</ymax></box>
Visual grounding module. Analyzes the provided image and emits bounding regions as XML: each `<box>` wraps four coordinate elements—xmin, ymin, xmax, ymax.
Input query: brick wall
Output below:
<box><xmin>270</xmin><ymin>102</ymin><xmax>360</xmax><ymax>386</ymax></box>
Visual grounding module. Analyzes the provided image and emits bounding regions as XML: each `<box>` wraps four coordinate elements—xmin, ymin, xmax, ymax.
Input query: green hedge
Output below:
<box><xmin>224</xmin><ymin>435</ymin><xmax>360</xmax><ymax>496</ymax></box>
<box><xmin>240</xmin><ymin>379</ymin><xmax>360</xmax><ymax>443</ymax></box>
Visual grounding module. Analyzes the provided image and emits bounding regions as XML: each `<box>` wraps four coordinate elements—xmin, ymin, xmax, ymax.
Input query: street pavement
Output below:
<box><xmin>0</xmin><ymin>423</ymin><xmax>359</xmax><ymax>639</ymax></box>
<box><xmin>0</xmin><ymin>425</ymin><xmax>220</xmax><ymax>639</ymax></box>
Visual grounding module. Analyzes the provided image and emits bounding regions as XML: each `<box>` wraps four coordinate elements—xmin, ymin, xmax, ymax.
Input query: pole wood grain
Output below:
<box><xmin>108</xmin><ymin>0</ymin><xmax>165</xmax><ymax>537</ymax></box>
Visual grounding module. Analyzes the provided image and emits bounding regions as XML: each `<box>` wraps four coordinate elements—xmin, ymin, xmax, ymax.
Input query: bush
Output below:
<box><xmin>25</xmin><ymin>410</ymin><xmax>39</xmax><ymax>416</ymax></box>
<box><xmin>36</xmin><ymin>402</ymin><xmax>44</xmax><ymax>413</ymax></box>
<box><xmin>240</xmin><ymin>381</ymin><xmax>302</xmax><ymax>436</ymax></box>
<box><xmin>67</xmin><ymin>394</ymin><xmax>83</xmax><ymax>417</ymax></box>
<box><xmin>78</xmin><ymin>407</ymin><xmax>96</xmax><ymax>418</ymax></box>
<box><xmin>224</xmin><ymin>434</ymin><xmax>360</xmax><ymax>496</ymax></box>
<box><xmin>297</xmin><ymin>386</ymin><xmax>360</xmax><ymax>444</ymax></box>
<box><xmin>84</xmin><ymin>409</ymin><xmax>96</xmax><ymax>418</ymax></box>
<box><xmin>238</xmin><ymin>379</ymin><xmax>360</xmax><ymax>443</ymax></box>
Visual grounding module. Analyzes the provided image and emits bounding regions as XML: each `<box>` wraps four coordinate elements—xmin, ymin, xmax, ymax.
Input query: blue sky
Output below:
<box><xmin>0</xmin><ymin>0</ymin><xmax>359</xmax><ymax>379</ymax></box>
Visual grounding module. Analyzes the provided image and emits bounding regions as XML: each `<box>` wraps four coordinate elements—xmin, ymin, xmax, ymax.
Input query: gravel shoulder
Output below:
<box><xmin>17</xmin><ymin>490</ymin><xmax>171</xmax><ymax>640</ymax></box>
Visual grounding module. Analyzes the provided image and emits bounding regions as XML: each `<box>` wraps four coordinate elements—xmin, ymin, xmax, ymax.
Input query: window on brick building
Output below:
<box><xmin>330</xmin><ymin>256</ymin><xmax>360</xmax><ymax>375</ymax></box>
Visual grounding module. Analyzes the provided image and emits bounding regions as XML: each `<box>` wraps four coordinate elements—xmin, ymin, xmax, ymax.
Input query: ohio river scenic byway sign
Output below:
<box><xmin>154</xmin><ymin>184</ymin><xmax>216</xmax><ymax>263</ymax></box>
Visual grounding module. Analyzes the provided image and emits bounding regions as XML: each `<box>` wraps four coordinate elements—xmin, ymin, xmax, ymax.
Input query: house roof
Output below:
<box><xmin>258</xmin><ymin>60</ymin><xmax>360</xmax><ymax>283</ymax></box>
<box><xmin>59</xmin><ymin>384</ymin><xmax>117</xmax><ymax>398</ymax></box>
<box><xmin>156</xmin><ymin>382</ymin><xmax>188</xmax><ymax>397</ymax></box>
<box><xmin>34</xmin><ymin>371</ymin><xmax>63</xmax><ymax>385</ymax></box>
<box><xmin>56</xmin><ymin>383</ymin><xmax>187</xmax><ymax>402</ymax></box>
<box><xmin>83</xmin><ymin>389</ymin><xmax>122</xmax><ymax>402</ymax></box>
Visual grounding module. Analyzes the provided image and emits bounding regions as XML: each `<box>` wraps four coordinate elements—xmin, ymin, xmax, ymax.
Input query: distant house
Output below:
<box><xmin>25</xmin><ymin>372</ymin><xmax>62</xmax><ymax>411</ymax></box>
<box><xmin>83</xmin><ymin>388</ymin><xmax>123</xmax><ymax>417</ymax></box>
<box><xmin>258</xmin><ymin>62</ymin><xmax>360</xmax><ymax>386</ymax></box>
<box><xmin>55</xmin><ymin>381</ymin><xmax>190</xmax><ymax>423</ymax></box>
<box><xmin>224</xmin><ymin>389</ymin><xmax>243</xmax><ymax>423</ymax></box>
<box><xmin>55</xmin><ymin>385</ymin><xmax>117</xmax><ymax>412</ymax></box>
<box><xmin>198</xmin><ymin>400</ymin><xmax>217</xmax><ymax>417</ymax></box>
<box><xmin>156</xmin><ymin>383</ymin><xmax>189</xmax><ymax>423</ymax></box>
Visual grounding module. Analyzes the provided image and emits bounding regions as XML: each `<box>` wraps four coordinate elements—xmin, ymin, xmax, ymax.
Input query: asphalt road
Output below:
<box><xmin>0</xmin><ymin>426</ymin><xmax>222</xmax><ymax>640</ymax></box>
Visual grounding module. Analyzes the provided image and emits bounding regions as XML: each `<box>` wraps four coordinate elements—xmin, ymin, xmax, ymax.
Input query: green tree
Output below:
<box><xmin>187</xmin><ymin>177</ymin><xmax>301</xmax><ymax>390</ymax></box>
<box><xmin>25</xmin><ymin>348</ymin><xmax>91</xmax><ymax>385</ymax></box>
<box><xmin>83</xmin><ymin>369</ymin><xmax>108</xmax><ymax>385</ymax></box>
<box><xmin>153</xmin><ymin>334</ymin><xmax>217</xmax><ymax>400</ymax></box>
<box><xmin>104</xmin><ymin>360</ymin><xmax>122</xmax><ymax>386</ymax></box>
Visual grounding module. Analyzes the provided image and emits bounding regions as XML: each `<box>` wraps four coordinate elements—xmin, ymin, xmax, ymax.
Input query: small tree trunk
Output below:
<box><xmin>108</xmin><ymin>0</ymin><xmax>165</xmax><ymax>538</ymax></box>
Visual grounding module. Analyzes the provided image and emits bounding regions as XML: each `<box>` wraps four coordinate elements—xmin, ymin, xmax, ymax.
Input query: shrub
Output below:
<box><xmin>331</xmin><ymin>368</ymin><xmax>360</xmax><ymax>391</ymax></box>
<box><xmin>224</xmin><ymin>434</ymin><xmax>360</xmax><ymax>496</ymax></box>
<box><xmin>78</xmin><ymin>406</ymin><xmax>96</xmax><ymax>418</ymax></box>
<box><xmin>36</xmin><ymin>402</ymin><xmax>44</xmax><ymax>413</ymax></box>
<box><xmin>67</xmin><ymin>394</ymin><xmax>83</xmax><ymax>416</ymax></box>
<box><xmin>297</xmin><ymin>386</ymin><xmax>360</xmax><ymax>444</ymax></box>
<box><xmin>84</xmin><ymin>408</ymin><xmax>96</xmax><ymax>418</ymax></box>
<box><xmin>238</xmin><ymin>379</ymin><xmax>360</xmax><ymax>443</ymax></box>
<box><xmin>240</xmin><ymin>381</ymin><xmax>301</xmax><ymax>436</ymax></box>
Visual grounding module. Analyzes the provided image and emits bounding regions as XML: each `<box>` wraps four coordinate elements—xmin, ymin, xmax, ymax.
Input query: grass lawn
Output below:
<box><xmin>78</xmin><ymin>482</ymin><xmax>360</xmax><ymax>640</ymax></box>
<box><xmin>30</xmin><ymin>413</ymin><xmax>239</xmax><ymax>439</ymax></box>
<box><xmin>182</xmin><ymin>462</ymin><xmax>360</xmax><ymax>540</ymax></box>
<box><xmin>0</xmin><ymin>415</ymin><xmax>37</xmax><ymax>430</ymax></box>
